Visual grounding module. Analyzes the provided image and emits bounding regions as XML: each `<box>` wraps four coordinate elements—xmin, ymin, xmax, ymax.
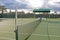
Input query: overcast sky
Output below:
<box><xmin>0</xmin><ymin>0</ymin><xmax>60</xmax><ymax>11</ymax></box>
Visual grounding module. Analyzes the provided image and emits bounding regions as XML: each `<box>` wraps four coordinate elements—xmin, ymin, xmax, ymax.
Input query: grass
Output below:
<box><xmin>0</xmin><ymin>18</ymin><xmax>60</xmax><ymax>40</ymax></box>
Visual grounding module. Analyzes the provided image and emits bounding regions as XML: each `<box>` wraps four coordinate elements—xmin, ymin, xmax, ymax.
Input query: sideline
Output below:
<box><xmin>19</xmin><ymin>33</ymin><xmax>60</xmax><ymax>37</ymax></box>
<box><xmin>0</xmin><ymin>37</ymin><xmax>15</xmax><ymax>40</ymax></box>
<box><xmin>0</xmin><ymin>31</ymin><xmax>14</xmax><ymax>33</ymax></box>
<box><xmin>32</xmin><ymin>34</ymin><xmax>60</xmax><ymax>37</ymax></box>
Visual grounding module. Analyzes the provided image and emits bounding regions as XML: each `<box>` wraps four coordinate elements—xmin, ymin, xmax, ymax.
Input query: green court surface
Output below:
<box><xmin>28</xmin><ymin>18</ymin><xmax>60</xmax><ymax>40</ymax></box>
<box><xmin>0</xmin><ymin>18</ymin><xmax>15</xmax><ymax>40</ymax></box>
<box><xmin>0</xmin><ymin>18</ymin><xmax>60</xmax><ymax>40</ymax></box>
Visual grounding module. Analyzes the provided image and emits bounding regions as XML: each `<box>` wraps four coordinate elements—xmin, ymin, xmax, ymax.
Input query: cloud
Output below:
<box><xmin>0</xmin><ymin>0</ymin><xmax>49</xmax><ymax>9</ymax></box>
<box><xmin>50</xmin><ymin>0</ymin><xmax>60</xmax><ymax>2</ymax></box>
<box><xmin>0</xmin><ymin>0</ymin><xmax>17</xmax><ymax>8</ymax></box>
<box><xmin>15</xmin><ymin>0</ymin><xmax>31</xmax><ymax>9</ymax></box>
<box><xmin>26</xmin><ymin>0</ymin><xmax>44</xmax><ymax>8</ymax></box>
<box><xmin>48</xmin><ymin>0</ymin><xmax>60</xmax><ymax>11</ymax></box>
<box><xmin>0</xmin><ymin>0</ymin><xmax>60</xmax><ymax>11</ymax></box>
<box><xmin>0</xmin><ymin>0</ymin><xmax>29</xmax><ymax>9</ymax></box>
<box><xmin>15</xmin><ymin>0</ymin><xmax>49</xmax><ymax>8</ymax></box>
<box><xmin>48</xmin><ymin>5</ymin><xmax>60</xmax><ymax>11</ymax></box>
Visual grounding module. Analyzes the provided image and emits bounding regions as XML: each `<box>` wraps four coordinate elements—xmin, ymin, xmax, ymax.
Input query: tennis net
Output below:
<box><xmin>17</xmin><ymin>18</ymin><xmax>42</xmax><ymax>40</ymax></box>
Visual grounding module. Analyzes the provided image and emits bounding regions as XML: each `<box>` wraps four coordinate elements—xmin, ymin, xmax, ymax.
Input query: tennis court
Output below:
<box><xmin>0</xmin><ymin>18</ymin><xmax>60</xmax><ymax>40</ymax></box>
<box><xmin>0</xmin><ymin>18</ymin><xmax>15</xmax><ymax>40</ymax></box>
<box><xmin>28</xmin><ymin>18</ymin><xmax>60</xmax><ymax>40</ymax></box>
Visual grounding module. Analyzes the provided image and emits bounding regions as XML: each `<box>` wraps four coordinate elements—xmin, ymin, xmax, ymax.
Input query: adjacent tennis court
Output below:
<box><xmin>0</xmin><ymin>18</ymin><xmax>60</xmax><ymax>40</ymax></box>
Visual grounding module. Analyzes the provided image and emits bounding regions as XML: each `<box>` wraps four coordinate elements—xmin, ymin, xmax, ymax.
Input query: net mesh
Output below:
<box><xmin>18</xmin><ymin>18</ymin><xmax>41</xmax><ymax>40</ymax></box>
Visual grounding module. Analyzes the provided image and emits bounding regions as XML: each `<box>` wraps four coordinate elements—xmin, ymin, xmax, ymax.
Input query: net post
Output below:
<box><xmin>14</xmin><ymin>6</ymin><xmax>18</xmax><ymax>40</ymax></box>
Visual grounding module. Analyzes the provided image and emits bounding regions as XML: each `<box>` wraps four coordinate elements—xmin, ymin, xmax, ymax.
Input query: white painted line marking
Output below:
<box><xmin>0</xmin><ymin>37</ymin><xmax>15</xmax><ymax>40</ymax></box>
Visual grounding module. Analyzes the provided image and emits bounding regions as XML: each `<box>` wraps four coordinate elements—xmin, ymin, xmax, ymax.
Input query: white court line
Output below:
<box><xmin>0</xmin><ymin>31</ymin><xmax>14</xmax><ymax>33</ymax></box>
<box><xmin>0</xmin><ymin>37</ymin><xmax>15</xmax><ymax>40</ymax></box>
<box><xmin>32</xmin><ymin>34</ymin><xmax>60</xmax><ymax>37</ymax></box>
<box><xmin>19</xmin><ymin>33</ymin><xmax>60</xmax><ymax>37</ymax></box>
